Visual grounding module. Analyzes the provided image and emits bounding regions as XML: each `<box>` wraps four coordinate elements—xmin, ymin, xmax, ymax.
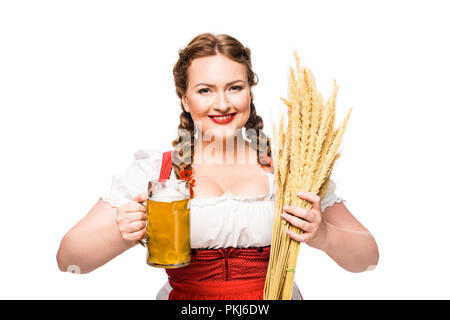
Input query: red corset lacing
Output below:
<box><xmin>166</xmin><ymin>246</ymin><xmax>271</xmax><ymax>300</ymax></box>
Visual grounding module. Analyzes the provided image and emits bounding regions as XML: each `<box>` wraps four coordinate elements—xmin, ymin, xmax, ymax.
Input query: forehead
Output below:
<box><xmin>188</xmin><ymin>54</ymin><xmax>247</xmax><ymax>85</ymax></box>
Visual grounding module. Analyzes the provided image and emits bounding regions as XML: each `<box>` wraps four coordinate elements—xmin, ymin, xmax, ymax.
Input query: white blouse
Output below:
<box><xmin>98</xmin><ymin>147</ymin><xmax>346</xmax><ymax>299</ymax></box>
<box><xmin>98</xmin><ymin>147</ymin><xmax>346</xmax><ymax>250</ymax></box>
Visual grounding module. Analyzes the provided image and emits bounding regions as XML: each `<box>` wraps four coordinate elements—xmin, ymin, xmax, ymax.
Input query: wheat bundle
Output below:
<box><xmin>264</xmin><ymin>50</ymin><xmax>352</xmax><ymax>300</ymax></box>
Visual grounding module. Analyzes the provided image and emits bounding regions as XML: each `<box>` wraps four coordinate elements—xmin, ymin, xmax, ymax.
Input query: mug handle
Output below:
<box><xmin>138</xmin><ymin>240</ymin><xmax>146</xmax><ymax>247</ymax></box>
<box><xmin>137</xmin><ymin>180</ymin><xmax>155</xmax><ymax>247</ymax></box>
<box><xmin>137</xmin><ymin>198</ymin><xmax>147</xmax><ymax>247</ymax></box>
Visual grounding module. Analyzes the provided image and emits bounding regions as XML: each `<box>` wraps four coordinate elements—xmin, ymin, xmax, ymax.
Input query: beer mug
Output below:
<box><xmin>144</xmin><ymin>179</ymin><xmax>191</xmax><ymax>268</ymax></box>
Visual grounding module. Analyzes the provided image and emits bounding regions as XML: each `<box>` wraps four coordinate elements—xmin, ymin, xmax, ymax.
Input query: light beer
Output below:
<box><xmin>146</xmin><ymin>180</ymin><xmax>191</xmax><ymax>268</ymax></box>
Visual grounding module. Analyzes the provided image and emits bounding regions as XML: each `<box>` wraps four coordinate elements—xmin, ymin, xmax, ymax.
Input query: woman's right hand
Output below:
<box><xmin>115</xmin><ymin>192</ymin><xmax>148</xmax><ymax>245</ymax></box>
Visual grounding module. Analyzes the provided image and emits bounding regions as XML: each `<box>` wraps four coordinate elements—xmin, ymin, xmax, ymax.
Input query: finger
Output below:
<box><xmin>286</xmin><ymin>229</ymin><xmax>311</xmax><ymax>243</ymax></box>
<box><xmin>126</xmin><ymin>212</ymin><xmax>147</xmax><ymax>223</ymax></box>
<box><xmin>122</xmin><ymin>201</ymin><xmax>146</xmax><ymax>213</ymax></box>
<box><xmin>123</xmin><ymin>220</ymin><xmax>147</xmax><ymax>233</ymax></box>
<box><xmin>133</xmin><ymin>229</ymin><xmax>148</xmax><ymax>241</ymax></box>
<box><xmin>283</xmin><ymin>205</ymin><xmax>313</xmax><ymax>222</ymax></box>
<box><xmin>133</xmin><ymin>192</ymin><xmax>148</xmax><ymax>204</ymax></box>
<box><xmin>281</xmin><ymin>213</ymin><xmax>313</xmax><ymax>232</ymax></box>
<box><xmin>297</xmin><ymin>191</ymin><xmax>321</xmax><ymax>213</ymax></box>
<box><xmin>124</xmin><ymin>229</ymin><xmax>147</xmax><ymax>243</ymax></box>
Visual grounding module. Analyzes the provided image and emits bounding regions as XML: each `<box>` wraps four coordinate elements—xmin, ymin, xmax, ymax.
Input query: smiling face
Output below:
<box><xmin>182</xmin><ymin>53</ymin><xmax>251</xmax><ymax>141</ymax></box>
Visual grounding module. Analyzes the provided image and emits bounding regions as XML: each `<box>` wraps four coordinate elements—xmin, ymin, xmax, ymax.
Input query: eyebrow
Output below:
<box><xmin>194</xmin><ymin>79</ymin><xmax>245</xmax><ymax>88</ymax></box>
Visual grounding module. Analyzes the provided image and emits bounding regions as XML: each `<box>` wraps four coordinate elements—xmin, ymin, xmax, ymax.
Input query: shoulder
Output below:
<box><xmin>320</xmin><ymin>179</ymin><xmax>346</xmax><ymax>212</ymax></box>
<box><xmin>133</xmin><ymin>147</ymin><xmax>163</xmax><ymax>161</ymax></box>
<box><xmin>322</xmin><ymin>179</ymin><xmax>337</xmax><ymax>198</ymax></box>
<box><xmin>98</xmin><ymin>147</ymin><xmax>166</xmax><ymax>207</ymax></box>
<box><xmin>123</xmin><ymin>147</ymin><xmax>170</xmax><ymax>182</ymax></box>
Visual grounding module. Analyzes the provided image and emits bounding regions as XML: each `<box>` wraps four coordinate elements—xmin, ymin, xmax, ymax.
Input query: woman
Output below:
<box><xmin>56</xmin><ymin>33</ymin><xmax>379</xmax><ymax>299</ymax></box>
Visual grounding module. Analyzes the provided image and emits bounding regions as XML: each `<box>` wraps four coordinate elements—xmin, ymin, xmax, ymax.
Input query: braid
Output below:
<box><xmin>171</xmin><ymin>109</ymin><xmax>195</xmax><ymax>179</ymax></box>
<box><xmin>245</xmin><ymin>100</ymin><xmax>272</xmax><ymax>167</ymax></box>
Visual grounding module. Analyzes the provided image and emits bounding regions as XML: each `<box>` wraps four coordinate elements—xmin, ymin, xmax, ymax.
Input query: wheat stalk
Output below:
<box><xmin>264</xmin><ymin>50</ymin><xmax>352</xmax><ymax>300</ymax></box>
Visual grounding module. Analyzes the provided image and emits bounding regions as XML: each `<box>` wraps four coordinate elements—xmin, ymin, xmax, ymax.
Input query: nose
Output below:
<box><xmin>213</xmin><ymin>91</ymin><xmax>231</xmax><ymax>114</ymax></box>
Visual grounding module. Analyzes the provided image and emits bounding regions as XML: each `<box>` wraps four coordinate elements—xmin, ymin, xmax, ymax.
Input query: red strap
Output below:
<box><xmin>158</xmin><ymin>150</ymin><xmax>195</xmax><ymax>197</ymax></box>
<box><xmin>158</xmin><ymin>150</ymin><xmax>173</xmax><ymax>181</ymax></box>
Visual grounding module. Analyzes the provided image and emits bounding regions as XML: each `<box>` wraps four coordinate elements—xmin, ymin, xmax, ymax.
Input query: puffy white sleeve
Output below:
<box><xmin>320</xmin><ymin>179</ymin><xmax>346</xmax><ymax>212</ymax></box>
<box><xmin>98</xmin><ymin>148</ymin><xmax>163</xmax><ymax>208</ymax></box>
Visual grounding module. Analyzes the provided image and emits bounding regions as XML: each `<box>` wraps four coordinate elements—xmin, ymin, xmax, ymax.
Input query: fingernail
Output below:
<box><xmin>281</xmin><ymin>213</ymin><xmax>287</xmax><ymax>218</ymax></box>
<box><xmin>283</xmin><ymin>205</ymin><xmax>289</xmax><ymax>210</ymax></box>
<box><xmin>297</xmin><ymin>192</ymin><xmax>304</xmax><ymax>196</ymax></box>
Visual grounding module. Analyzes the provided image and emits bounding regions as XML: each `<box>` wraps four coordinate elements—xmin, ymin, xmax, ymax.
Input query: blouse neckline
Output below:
<box><xmin>169</xmin><ymin>169</ymin><xmax>275</xmax><ymax>203</ymax></box>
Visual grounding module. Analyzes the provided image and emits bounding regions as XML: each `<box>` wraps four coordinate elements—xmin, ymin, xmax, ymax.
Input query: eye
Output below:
<box><xmin>231</xmin><ymin>85</ymin><xmax>242</xmax><ymax>91</ymax></box>
<box><xmin>198</xmin><ymin>88</ymin><xmax>210</xmax><ymax>94</ymax></box>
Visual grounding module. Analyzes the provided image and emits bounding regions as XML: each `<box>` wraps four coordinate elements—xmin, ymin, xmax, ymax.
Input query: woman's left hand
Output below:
<box><xmin>282</xmin><ymin>191</ymin><xmax>327</xmax><ymax>249</ymax></box>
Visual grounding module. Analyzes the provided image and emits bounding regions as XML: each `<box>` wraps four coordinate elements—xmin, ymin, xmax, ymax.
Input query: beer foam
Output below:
<box><xmin>150</xmin><ymin>182</ymin><xmax>189</xmax><ymax>202</ymax></box>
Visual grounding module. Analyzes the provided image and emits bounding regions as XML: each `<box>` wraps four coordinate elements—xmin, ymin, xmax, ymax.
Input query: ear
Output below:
<box><xmin>182</xmin><ymin>95</ymin><xmax>190</xmax><ymax>113</ymax></box>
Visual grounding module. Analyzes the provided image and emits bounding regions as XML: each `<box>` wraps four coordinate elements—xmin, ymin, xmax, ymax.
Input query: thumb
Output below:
<box><xmin>133</xmin><ymin>192</ymin><xmax>148</xmax><ymax>203</ymax></box>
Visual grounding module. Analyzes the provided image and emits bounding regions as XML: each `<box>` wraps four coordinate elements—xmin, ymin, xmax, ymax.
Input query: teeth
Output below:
<box><xmin>212</xmin><ymin>114</ymin><xmax>234</xmax><ymax>120</ymax></box>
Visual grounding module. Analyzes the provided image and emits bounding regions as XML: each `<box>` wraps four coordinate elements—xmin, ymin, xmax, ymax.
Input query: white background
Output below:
<box><xmin>1</xmin><ymin>0</ymin><xmax>449</xmax><ymax>299</ymax></box>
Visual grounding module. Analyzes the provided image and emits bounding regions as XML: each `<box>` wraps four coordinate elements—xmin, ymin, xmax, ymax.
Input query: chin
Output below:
<box><xmin>204</xmin><ymin>127</ymin><xmax>240</xmax><ymax>141</ymax></box>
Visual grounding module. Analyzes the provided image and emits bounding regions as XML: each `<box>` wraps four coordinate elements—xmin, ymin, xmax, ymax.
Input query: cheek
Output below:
<box><xmin>231</xmin><ymin>91</ymin><xmax>251</xmax><ymax>114</ymax></box>
<box><xmin>188</xmin><ymin>100</ymin><xmax>210</xmax><ymax>120</ymax></box>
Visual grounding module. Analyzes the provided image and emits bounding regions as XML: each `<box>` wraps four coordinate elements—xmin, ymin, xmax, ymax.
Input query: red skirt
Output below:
<box><xmin>166</xmin><ymin>246</ymin><xmax>270</xmax><ymax>300</ymax></box>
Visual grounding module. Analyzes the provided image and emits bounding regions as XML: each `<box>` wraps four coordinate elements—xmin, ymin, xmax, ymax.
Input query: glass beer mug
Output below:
<box><xmin>144</xmin><ymin>179</ymin><xmax>191</xmax><ymax>268</ymax></box>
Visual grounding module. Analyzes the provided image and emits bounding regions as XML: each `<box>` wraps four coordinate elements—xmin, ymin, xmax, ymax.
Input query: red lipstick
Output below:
<box><xmin>208</xmin><ymin>112</ymin><xmax>237</xmax><ymax>124</ymax></box>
